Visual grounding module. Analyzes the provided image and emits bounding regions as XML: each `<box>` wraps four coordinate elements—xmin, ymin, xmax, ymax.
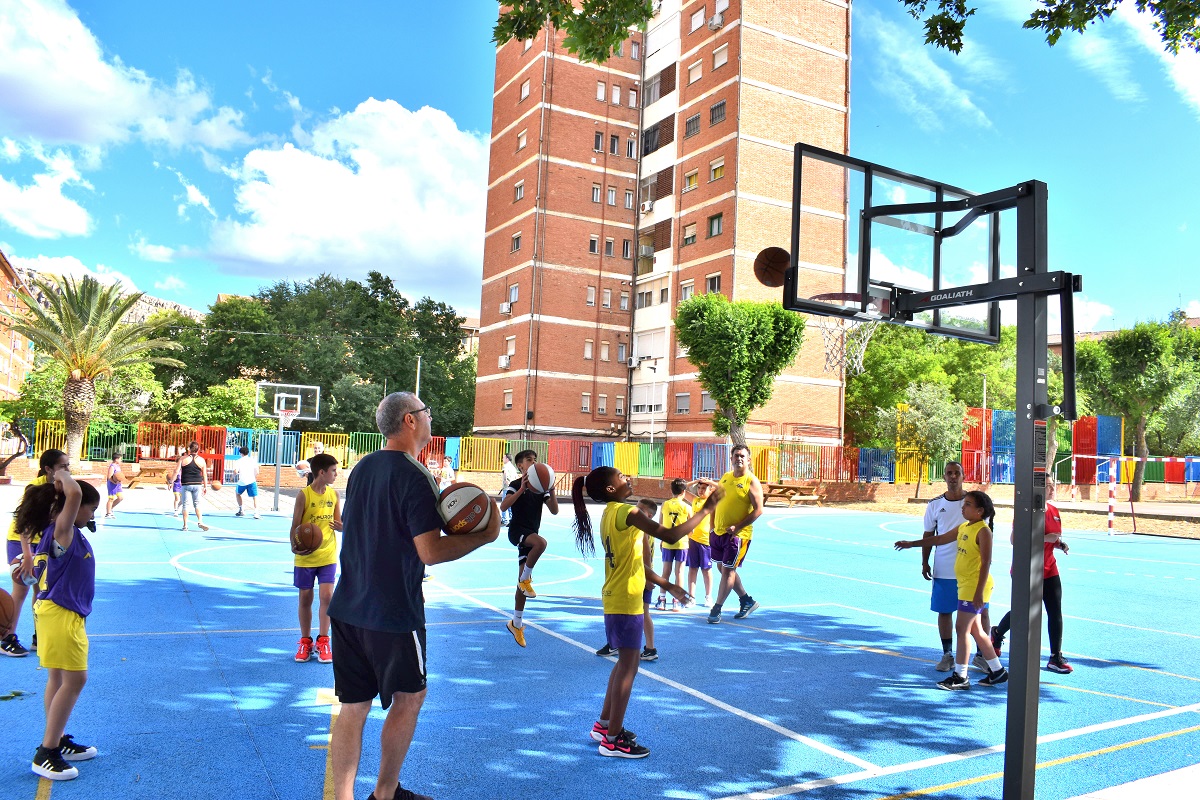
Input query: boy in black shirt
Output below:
<box><xmin>500</xmin><ymin>449</ymin><xmax>559</xmax><ymax>646</ymax></box>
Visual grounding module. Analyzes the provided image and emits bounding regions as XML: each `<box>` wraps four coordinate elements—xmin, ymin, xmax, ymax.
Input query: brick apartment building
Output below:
<box><xmin>0</xmin><ymin>248</ymin><xmax>35</xmax><ymax>400</ymax></box>
<box><xmin>475</xmin><ymin>0</ymin><xmax>851</xmax><ymax>443</ymax></box>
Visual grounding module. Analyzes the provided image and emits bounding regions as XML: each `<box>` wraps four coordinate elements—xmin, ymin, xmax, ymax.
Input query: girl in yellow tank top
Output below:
<box><xmin>895</xmin><ymin>490</ymin><xmax>1007</xmax><ymax>690</ymax></box>
<box><xmin>571</xmin><ymin>467</ymin><xmax>723</xmax><ymax>758</ymax></box>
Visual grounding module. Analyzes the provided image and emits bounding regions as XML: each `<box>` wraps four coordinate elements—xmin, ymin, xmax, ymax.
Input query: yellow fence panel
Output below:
<box><xmin>300</xmin><ymin>433</ymin><xmax>351</xmax><ymax>467</ymax></box>
<box><xmin>459</xmin><ymin>437</ymin><xmax>506</xmax><ymax>472</ymax></box>
<box><xmin>750</xmin><ymin>445</ymin><xmax>779</xmax><ymax>484</ymax></box>
<box><xmin>895</xmin><ymin>451</ymin><xmax>924</xmax><ymax>483</ymax></box>
<box><xmin>614</xmin><ymin>442</ymin><xmax>640</xmax><ymax>477</ymax></box>
<box><xmin>35</xmin><ymin>420</ymin><xmax>84</xmax><ymax>459</ymax></box>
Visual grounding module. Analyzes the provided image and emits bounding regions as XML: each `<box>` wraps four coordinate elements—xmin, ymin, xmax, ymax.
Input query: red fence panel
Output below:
<box><xmin>1165</xmin><ymin>460</ymin><xmax>1186</xmax><ymax>484</ymax></box>
<box><xmin>1072</xmin><ymin>417</ymin><xmax>1098</xmax><ymax>484</ymax></box>
<box><xmin>417</xmin><ymin>436</ymin><xmax>446</xmax><ymax>468</ymax></box>
<box><xmin>546</xmin><ymin>440</ymin><xmax>592</xmax><ymax>473</ymax></box>
<box><xmin>663</xmin><ymin>443</ymin><xmax>693</xmax><ymax>480</ymax></box>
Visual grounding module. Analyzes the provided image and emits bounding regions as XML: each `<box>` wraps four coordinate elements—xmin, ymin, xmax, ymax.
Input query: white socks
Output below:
<box><xmin>520</xmin><ymin>565</ymin><xmax>533</xmax><ymax>581</ymax></box>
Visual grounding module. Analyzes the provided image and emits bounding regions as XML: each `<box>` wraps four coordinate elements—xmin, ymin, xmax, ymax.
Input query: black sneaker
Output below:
<box><xmin>639</xmin><ymin>647</ymin><xmax>658</xmax><ymax>662</ymax></box>
<box><xmin>595</xmin><ymin>643</ymin><xmax>616</xmax><ymax>656</ymax></box>
<box><xmin>980</xmin><ymin>667</ymin><xmax>1010</xmax><ymax>686</ymax></box>
<box><xmin>30</xmin><ymin>633</ymin><xmax>37</xmax><ymax>652</ymax></box>
<box><xmin>936</xmin><ymin>673</ymin><xmax>971</xmax><ymax>691</ymax></box>
<box><xmin>707</xmin><ymin>606</ymin><xmax>722</xmax><ymax>624</ymax></box>
<box><xmin>1</xmin><ymin>633</ymin><xmax>29</xmax><ymax>657</ymax></box>
<box><xmin>366</xmin><ymin>785</ymin><xmax>432</xmax><ymax>800</ymax></box>
<box><xmin>1047</xmin><ymin>655</ymin><xmax>1074</xmax><ymax>674</ymax></box>
<box><xmin>598</xmin><ymin>729</ymin><xmax>650</xmax><ymax>759</ymax></box>
<box><xmin>990</xmin><ymin>626</ymin><xmax>1004</xmax><ymax>658</ymax></box>
<box><xmin>32</xmin><ymin>746</ymin><xmax>79</xmax><ymax>780</ymax></box>
<box><xmin>733</xmin><ymin>597</ymin><xmax>760</xmax><ymax>619</ymax></box>
<box><xmin>59</xmin><ymin>735</ymin><xmax>97</xmax><ymax>762</ymax></box>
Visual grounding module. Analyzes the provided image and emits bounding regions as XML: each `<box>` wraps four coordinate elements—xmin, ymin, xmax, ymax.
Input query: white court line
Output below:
<box><xmin>427</xmin><ymin>579</ymin><xmax>880</xmax><ymax>772</ymax></box>
<box><xmin>716</xmin><ymin>701</ymin><xmax>1200</xmax><ymax>800</ymax></box>
<box><xmin>752</xmin><ymin>559</ymin><xmax>928</xmax><ymax>595</ymax></box>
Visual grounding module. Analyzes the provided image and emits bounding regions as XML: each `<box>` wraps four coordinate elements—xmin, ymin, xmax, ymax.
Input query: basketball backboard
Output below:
<box><xmin>782</xmin><ymin>143</ymin><xmax>1002</xmax><ymax>343</ymax></box>
<box><xmin>255</xmin><ymin>382</ymin><xmax>321</xmax><ymax>421</ymax></box>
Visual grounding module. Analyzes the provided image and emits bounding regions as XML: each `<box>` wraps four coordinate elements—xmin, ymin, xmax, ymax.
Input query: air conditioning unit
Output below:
<box><xmin>640</xmin><ymin>200</ymin><xmax>654</xmax><ymax>213</ymax></box>
<box><xmin>638</xmin><ymin>245</ymin><xmax>655</xmax><ymax>258</ymax></box>
<box><xmin>626</xmin><ymin>357</ymin><xmax>638</xmax><ymax>368</ymax></box>
<box><xmin>499</xmin><ymin>301</ymin><xmax>512</xmax><ymax>314</ymax></box>
<box><xmin>652</xmin><ymin>0</ymin><xmax>663</xmax><ymax>15</ymax></box>
<box><xmin>498</xmin><ymin>355</ymin><xmax>512</xmax><ymax>369</ymax></box>
<box><xmin>707</xmin><ymin>13</ymin><xmax>724</xmax><ymax>30</ymax></box>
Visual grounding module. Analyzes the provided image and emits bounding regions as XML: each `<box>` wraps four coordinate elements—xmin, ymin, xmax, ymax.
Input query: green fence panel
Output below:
<box><xmin>1142</xmin><ymin>460</ymin><xmax>1165</xmax><ymax>483</ymax></box>
<box><xmin>638</xmin><ymin>443</ymin><xmax>665</xmax><ymax>478</ymax></box>
<box><xmin>348</xmin><ymin>432</ymin><xmax>384</xmax><ymax>464</ymax></box>
<box><xmin>84</xmin><ymin>422</ymin><xmax>138</xmax><ymax>462</ymax></box>
<box><xmin>506</xmin><ymin>439</ymin><xmax>549</xmax><ymax>464</ymax></box>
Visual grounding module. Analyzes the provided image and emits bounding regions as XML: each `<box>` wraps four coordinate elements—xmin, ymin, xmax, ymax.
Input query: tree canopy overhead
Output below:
<box><xmin>494</xmin><ymin>0</ymin><xmax>654</xmax><ymax>63</ymax></box>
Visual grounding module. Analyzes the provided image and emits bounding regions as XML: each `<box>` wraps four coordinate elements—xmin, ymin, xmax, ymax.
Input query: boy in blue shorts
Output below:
<box><xmin>234</xmin><ymin>445</ymin><xmax>261</xmax><ymax>519</ymax></box>
<box><xmin>290</xmin><ymin>453</ymin><xmax>342</xmax><ymax>663</ymax></box>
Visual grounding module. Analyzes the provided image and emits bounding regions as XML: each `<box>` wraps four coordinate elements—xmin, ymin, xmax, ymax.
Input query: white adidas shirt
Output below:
<box><xmin>923</xmin><ymin>493</ymin><xmax>965</xmax><ymax>579</ymax></box>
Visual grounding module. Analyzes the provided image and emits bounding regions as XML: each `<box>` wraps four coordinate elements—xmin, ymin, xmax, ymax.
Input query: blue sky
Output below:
<box><xmin>0</xmin><ymin>0</ymin><xmax>1196</xmax><ymax>332</ymax></box>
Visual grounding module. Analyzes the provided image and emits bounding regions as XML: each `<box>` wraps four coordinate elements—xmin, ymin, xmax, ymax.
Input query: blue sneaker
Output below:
<box><xmin>733</xmin><ymin>597</ymin><xmax>759</xmax><ymax>619</ymax></box>
<box><xmin>707</xmin><ymin>606</ymin><xmax>722</xmax><ymax>624</ymax></box>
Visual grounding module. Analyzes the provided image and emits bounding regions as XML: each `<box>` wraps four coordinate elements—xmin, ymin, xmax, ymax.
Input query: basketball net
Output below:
<box><xmin>811</xmin><ymin>315</ymin><xmax>880</xmax><ymax>376</ymax></box>
<box><xmin>278</xmin><ymin>410</ymin><xmax>299</xmax><ymax>429</ymax></box>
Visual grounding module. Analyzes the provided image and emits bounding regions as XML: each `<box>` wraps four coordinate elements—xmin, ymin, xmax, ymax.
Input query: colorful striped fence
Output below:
<box><xmin>300</xmin><ymin>432</ymin><xmax>351</xmax><ymax>467</ymax></box>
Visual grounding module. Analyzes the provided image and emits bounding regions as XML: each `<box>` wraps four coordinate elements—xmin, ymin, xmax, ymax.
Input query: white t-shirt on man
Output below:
<box><xmin>235</xmin><ymin>456</ymin><xmax>260</xmax><ymax>487</ymax></box>
<box><xmin>923</xmin><ymin>493</ymin><xmax>965</xmax><ymax>579</ymax></box>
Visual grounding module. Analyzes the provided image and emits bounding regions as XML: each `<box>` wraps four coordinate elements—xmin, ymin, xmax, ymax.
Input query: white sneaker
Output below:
<box><xmin>253</xmin><ymin>513</ymin><xmax>260</xmax><ymax>520</ymax></box>
<box><xmin>935</xmin><ymin>652</ymin><xmax>956</xmax><ymax>672</ymax></box>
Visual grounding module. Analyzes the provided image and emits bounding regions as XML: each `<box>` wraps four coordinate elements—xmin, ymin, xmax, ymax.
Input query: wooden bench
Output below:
<box><xmin>763</xmin><ymin>482</ymin><xmax>826</xmax><ymax>507</ymax></box>
<box><xmin>126</xmin><ymin>459</ymin><xmax>176</xmax><ymax>488</ymax></box>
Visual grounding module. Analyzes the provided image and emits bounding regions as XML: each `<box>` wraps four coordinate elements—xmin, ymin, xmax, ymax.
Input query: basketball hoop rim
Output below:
<box><xmin>278</xmin><ymin>410</ymin><xmax>299</xmax><ymax>429</ymax></box>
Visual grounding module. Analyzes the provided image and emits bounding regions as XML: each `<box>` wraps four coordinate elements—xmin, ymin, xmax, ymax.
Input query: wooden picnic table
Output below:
<box><xmin>126</xmin><ymin>458</ymin><xmax>176</xmax><ymax>488</ymax></box>
<box><xmin>763</xmin><ymin>481</ymin><xmax>826</xmax><ymax>507</ymax></box>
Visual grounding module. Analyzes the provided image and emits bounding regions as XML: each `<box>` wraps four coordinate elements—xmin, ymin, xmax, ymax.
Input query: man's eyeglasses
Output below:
<box><xmin>408</xmin><ymin>405</ymin><xmax>433</xmax><ymax>421</ymax></box>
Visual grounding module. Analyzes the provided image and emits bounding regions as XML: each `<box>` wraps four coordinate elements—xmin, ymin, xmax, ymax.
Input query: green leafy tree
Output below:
<box><xmin>326</xmin><ymin>375</ymin><xmax>385</xmax><ymax>434</ymax></box>
<box><xmin>11</xmin><ymin>276</ymin><xmax>184</xmax><ymax>459</ymax></box>
<box><xmin>494</xmin><ymin>0</ymin><xmax>654</xmax><ymax>63</ymax></box>
<box><xmin>845</xmin><ymin>325</ymin><xmax>952</xmax><ymax>447</ymax></box>
<box><xmin>674</xmin><ymin>294</ymin><xmax>805</xmax><ymax>447</ymax></box>
<box><xmin>877</xmin><ymin>382</ymin><xmax>971</xmax><ymax>498</ymax></box>
<box><xmin>173</xmin><ymin>379</ymin><xmax>260</xmax><ymax>428</ymax></box>
<box><xmin>900</xmin><ymin>0</ymin><xmax>1200</xmax><ymax>54</ymax></box>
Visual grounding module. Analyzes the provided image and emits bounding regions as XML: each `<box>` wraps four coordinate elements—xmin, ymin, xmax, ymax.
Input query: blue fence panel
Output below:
<box><xmin>444</xmin><ymin>437</ymin><xmax>461</xmax><ymax>470</ymax></box>
<box><xmin>18</xmin><ymin>418</ymin><xmax>35</xmax><ymax>456</ymax></box>
<box><xmin>991</xmin><ymin>410</ymin><xmax>1016</xmax><ymax>451</ymax></box>
<box><xmin>1186</xmin><ymin>458</ymin><xmax>1200</xmax><ymax>482</ymax></box>
<box><xmin>1097</xmin><ymin>415</ymin><xmax>1122</xmax><ymax>455</ymax></box>
<box><xmin>691</xmin><ymin>443</ymin><xmax>729</xmax><ymax>481</ymax></box>
<box><xmin>591</xmin><ymin>442</ymin><xmax>615</xmax><ymax>469</ymax></box>
<box><xmin>990</xmin><ymin>449</ymin><xmax>1016</xmax><ymax>484</ymax></box>
<box><xmin>1095</xmin><ymin>456</ymin><xmax>1120</xmax><ymax>483</ymax></box>
<box><xmin>857</xmin><ymin>448</ymin><xmax>895</xmax><ymax>483</ymax></box>
<box><xmin>255</xmin><ymin>429</ymin><xmax>301</xmax><ymax>466</ymax></box>
<box><xmin>225</xmin><ymin>428</ymin><xmax>256</xmax><ymax>459</ymax></box>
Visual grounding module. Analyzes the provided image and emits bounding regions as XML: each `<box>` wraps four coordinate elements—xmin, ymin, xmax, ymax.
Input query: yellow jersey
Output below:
<box><xmin>690</xmin><ymin>497</ymin><xmax>712</xmax><ymax>545</ymax></box>
<box><xmin>660</xmin><ymin>497</ymin><xmax>690</xmax><ymax>550</ymax></box>
<box><xmin>295</xmin><ymin>485</ymin><xmax>338</xmax><ymax>568</ymax></box>
<box><xmin>600</xmin><ymin>501</ymin><xmax>645</xmax><ymax>615</ymax></box>
<box><xmin>954</xmin><ymin>520</ymin><xmax>995</xmax><ymax>600</ymax></box>
<box><xmin>7</xmin><ymin>474</ymin><xmax>48</xmax><ymax>543</ymax></box>
<box><xmin>714</xmin><ymin>470</ymin><xmax>756</xmax><ymax>540</ymax></box>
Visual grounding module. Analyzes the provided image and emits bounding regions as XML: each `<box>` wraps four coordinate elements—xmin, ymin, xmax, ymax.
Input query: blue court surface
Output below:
<box><xmin>2</xmin><ymin>488</ymin><xmax>1199</xmax><ymax>800</ymax></box>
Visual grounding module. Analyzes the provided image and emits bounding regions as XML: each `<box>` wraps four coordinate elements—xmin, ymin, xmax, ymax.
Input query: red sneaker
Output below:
<box><xmin>315</xmin><ymin>635</ymin><xmax>332</xmax><ymax>663</ymax></box>
<box><xmin>294</xmin><ymin>637</ymin><xmax>314</xmax><ymax>662</ymax></box>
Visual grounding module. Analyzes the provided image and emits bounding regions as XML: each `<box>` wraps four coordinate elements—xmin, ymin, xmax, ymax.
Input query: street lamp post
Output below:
<box><xmin>415</xmin><ymin>354</ymin><xmax>422</xmax><ymax>397</ymax></box>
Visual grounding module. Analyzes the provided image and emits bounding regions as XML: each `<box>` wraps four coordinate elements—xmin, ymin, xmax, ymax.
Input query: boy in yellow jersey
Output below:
<box><xmin>655</xmin><ymin>479</ymin><xmax>690</xmax><ymax>610</ymax></box>
<box><xmin>3</xmin><ymin>448</ymin><xmax>69</xmax><ymax>658</ymax></box>
<box><xmin>686</xmin><ymin>480</ymin><xmax>715</xmax><ymax>608</ymax></box>
<box><xmin>290</xmin><ymin>453</ymin><xmax>343</xmax><ymax>664</ymax></box>
<box><xmin>706</xmin><ymin>445</ymin><xmax>764</xmax><ymax>624</ymax></box>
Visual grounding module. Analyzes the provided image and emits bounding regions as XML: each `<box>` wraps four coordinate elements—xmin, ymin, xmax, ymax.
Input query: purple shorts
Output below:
<box><xmin>603</xmin><ymin>613</ymin><xmax>644</xmax><ymax>651</ymax></box>
<box><xmin>107</xmin><ymin>480</ymin><xmax>122</xmax><ymax>496</ymax></box>
<box><xmin>957</xmin><ymin>599</ymin><xmax>989</xmax><ymax>615</ymax></box>
<box><xmin>294</xmin><ymin>564</ymin><xmax>336</xmax><ymax>589</ymax></box>
<box><xmin>710</xmin><ymin>532</ymin><xmax>742</xmax><ymax>568</ymax></box>
<box><xmin>661</xmin><ymin>547</ymin><xmax>685</xmax><ymax>565</ymax></box>
<box><xmin>686</xmin><ymin>540</ymin><xmax>711</xmax><ymax>570</ymax></box>
<box><xmin>7</xmin><ymin>540</ymin><xmax>24</xmax><ymax>563</ymax></box>
<box><xmin>642</xmin><ymin>586</ymin><xmax>653</xmax><ymax>605</ymax></box>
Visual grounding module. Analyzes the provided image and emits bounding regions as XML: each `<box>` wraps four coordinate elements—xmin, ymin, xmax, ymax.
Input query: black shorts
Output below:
<box><xmin>330</xmin><ymin>618</ymin><xmax>427</xmax><ymax>709</ymax></box>
<box><xmin>508</xmin><ymin>527</ymin><xmax>539</xmax><ymax>563</ymax></box>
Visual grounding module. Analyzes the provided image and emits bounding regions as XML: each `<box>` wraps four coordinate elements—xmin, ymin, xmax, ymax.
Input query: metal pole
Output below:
<box><xmin>415</xmin><ymin>355</ymin><xmax>422</xmax><ymax>397</ymax></box>
<box><xmin>1004</xmin><ymin>181</ymin><xmax>1049</xmax><ymax>800</ymax></box>
<box><xmin>273</xmin><ymin>414</ymin><xmax>284</xmax><ymax>512</ymax></box>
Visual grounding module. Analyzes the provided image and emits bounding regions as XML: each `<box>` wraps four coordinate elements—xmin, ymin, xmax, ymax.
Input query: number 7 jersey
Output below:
<box><xmin>600</xmin><ymin>501</ymin><xmax>645</xmax><ymax>615</ymax></box>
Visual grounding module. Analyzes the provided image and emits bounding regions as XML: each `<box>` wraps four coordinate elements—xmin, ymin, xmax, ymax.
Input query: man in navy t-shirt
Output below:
<box><xmin>328</xmin><ymin>392</ymin><xmax>499</xmax><ymax>800</ymax></box>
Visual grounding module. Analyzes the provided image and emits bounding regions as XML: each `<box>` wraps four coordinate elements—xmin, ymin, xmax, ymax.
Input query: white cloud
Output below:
<box><xmin>0</xmin><ymin>0</ymin><xmax>251</xmax><ymax>150</ymax></box>
<box><xmin>7</xmin><ymin>253</ymin><xmax>140</xmax><ymax>294</ymax></box>
<box><xmin>1066</xmin><ymin>32</ymin><xmax>1145</xmax><ymax>102</ymax></box>
<box><xmin>153</xmin><ymin>275</ymin><xmax>186</xmax><ymax>292</ymax></box>
<box><xmin>860</xmin><ymin>11</ymin><xmax>992</xmax><ymax>132</ymax></box>
<box><xmin>156</xmin><ymin>164</ymin><xmax>216</xmax><ymax>218</ymax></box>
<box><xmin>1185</xmin><ymin>300</ymin><xmax>1200</xmax><ymax>318</ymax></box>
<box><xmin>130</xmin><ymin>235</ymin><xmax>175</xmax><ymax>262</ymax></box>
<box><xmin>207</xmin><ymin>99</ymin><xmax>488</xmax><ymax>309</ymax></box>
<box><xmin>1115</xmin><ymin>6</ymin><xmax>1200</xmax><ymax>120</ymax></box>
<box><xmin>0</xmin><ymin>143</ymin><xmax>91</xmax><ymax>238</ymax></box>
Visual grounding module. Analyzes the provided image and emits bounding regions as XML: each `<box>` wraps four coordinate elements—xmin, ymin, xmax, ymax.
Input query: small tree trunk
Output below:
<box><xmin>722</xmin><ymin>407</ymin><xmax>747</xmax><ymax>449</ymax></box>
<box><xmin>1046</xmin><ymin>417</ymin><xmax>1059</xmax><ymax>484</ymax></box>
<box><xmin>913</xmin><ymin>458</ymin><xmax>925</xmax><ymax>499</ymax></box>
<box><xmin>1131</xmin><ymin>415</ymin><xmax>1148</xmax><ymax>502</ymax></box>
<box><xmin>63</xmin><ymin>376</ymin><xmax>96</xmax><ymax>465</ymax></box>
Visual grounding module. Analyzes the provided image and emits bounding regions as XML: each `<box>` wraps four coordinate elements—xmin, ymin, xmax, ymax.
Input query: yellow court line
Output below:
<box><xmin>35</xmin><ymin>779</ymin><xmax>51</xmax><ymax>799</ymax></box>
<box><xmin>875</xmin><ymin>723</ymin><xmax>1200</xmax><ymax>800</ymax></box>
<box><xmin>90</xmin><ymin>619</ymin><xmax>495</xmax><ymax>639</ymax></box>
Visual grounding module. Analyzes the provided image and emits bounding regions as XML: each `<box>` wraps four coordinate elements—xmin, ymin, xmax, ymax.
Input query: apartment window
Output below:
<box><xmin>701</xmin><ymin>391</ymin><xmax>717</xmax><ymax>412</ymax></box>
<box><xmin>592</xmin><ymin>183</ymin><xmax>602</xmax><ymax>202</ymax></box>
<box><xmin>610</xmin><ymin>134</ymin><xmax>619</xmax><ymax>154</ymax></box>
<box><xmin>511</xmin><ymin>233</ymin><xmax>521</xmax><ymax>252</ymax></box>
<box><xmin>660</xmin><ymin>287</ymin><xmax>669</xmax><ymax>304</ymax></box>
<box><xmin>504</xmin><ymin>389</ymin><xmax>513</xmax><ymax>409</ymax></box>
<box><xmin>607</xmin><ymin>186</ymin><xmax>617</xmax><ymax>205</ymax></box>
<box><xmin>685</xmin><ymin>114</ymin><xmax>701</xmax><ymax>138</ymax></box>
<box><xmin>710</xmin><ymin>157</ymin><xmax>725</xmax><ymax>181</ymax></box>
<box><xmin>514</xmin><ymin>180</ymin><xmax>524</xmax><ymax>201</ymax></box>
<box><xmin>626</xmin><ymin>139</ymin><xmax>637</xmax><ymax>159</ymax></box>
<box><xmin>625</xmin><ymin>189</ymin><xmax>634</xmax><ymax>209</ymax></box>
<box><xmin>582</xmin><ymin>393</ymin><xmax>591</xmax><ymax>412</ymax></box>
<box><xmin>706</xmin><ymin>273</ymin><xmax>721</xmax><ymax>293</ymax></box>
<box><xmin>587</xmin><ymin>286</ymin><xmax>596</xmax><ymax>306</ymax></box>
<box><xmin>716</xmin><ymin>0</ymin><xmax>729</xmax><ymax>12</ymax></box>
<box><xmin>714</xmin><ymin>43</ymin><xmax>729</xmax><ymax>69</ymax></box>
<box><xmin>628</xmin><ymin>88</ymin><xmax>638</xmax><ymax>108</ymax></box>
<box><xmin>645</xmin><ymin>74</ymin><xmax>661</xmax><ymax>106</ymax></box>
<box><xmin>523</xmin><ymin>38</ymin><xmax>533</xmax><ymax>52</ymax></box>
<box><xmin>683</xmin><ymin>223</ymin><xmax>697</xmax><ymax>246</ymax></box>
<box><xmin>642</xmin><ymin>125</ymin><xmax>660</xmax><ymax>155</ymax></box>
<box><xmin>612</xmin><ymin>85</ymin><xmax>621</xmax><ymax>104</ymax></box>
<box><xmin>617</xmin><ymin>343</ymin><xmax>627</xmax><ymax>362</ymax></box>
<box><xmin>509</xmin><ymin>284</ymin><xmax>519</xmax><ymax>303</ymax></box>
<box><xmin>616</xmin><ymin>395</ymin><xmax>625</xmax><ymax>415</ymax></box>
<box><xmin>598</xmin><ymin>394</ymin><xmax>607</xmax><ymax>415</ymax></box>
<box><xmin>691</xmin><ymin>7</ymin><xmax>706</xmax><ymax>32</ymax></box>
<box><xmin>676</xmin><ymin>393</ymin><xmax>691</xmax><ymax>414</ymax></box>
<box><xmin>688</xmin><ymin>61</ymin><xmax>702</xmax><ymax>84</ymax></box>
<box><xmin>589</xmin><ymin>236</ymin><xmax>599</xmax><ymax>254</ymax></box>
<box><xmin>710</xmin><ymin>100</ymin><xmax>727</xmax><ymax>125</ymax></box>
<box><xmin>584</xmin><ymin>339</ymin><xmax>594</xmax><ymax>359</ymax></box>
<box><xmin>597</xmin><ymin>81</ymin><xmax>606</xmax><ymax>101</ymax></box>
<box><xmin>605</xmin><ymin>238</ymin><xmax>615</xmax><ymax>257</ymax></box>
<box><xmin>680</xmin><ymin>282</ymin><xmax>694</xmax><ymax>302</ymax></box>
<box><xmin>683</xmin><ymin>170</ymin><xmax>699</xmax><ymax>191</ymax></box>
<box><xmin>600</xmin><ymin>341</ymin><xmax>610</xmax><ymax>361</ymax></box>
<box><xmin>708</xmin><ymin>213</ymin><xmax>723</xmax><ymax>237</ymax></box>
<box><xmin>602</xmin><ymin>288</ymin><xmax>612</xmax><ymax>308</ymax></box>
<box><xmin>622</xmin><ymin>239</ymin><xmax>632</xmax><ymax>259</ymax></box>
<box><xmin>616</xmin><ymin>41</ymin><xmax>623</xmax><ymax>57</ymax></box>
<box><xmin>636</xmin><ymin>290</ymin><xmax>653</xmax><ymax>309</ymax></box>
<box><xmin>631</xmin><ymin>41</ymin><xmax>640</xmax><ymax>60</ymax></box>
<box><xmin>594</xmin><ymin>131</ymin><xmax>603</xmax><ymax>152</ymax></box>
<box><xmin>506</xmin><ymin>336</ymin><xmax>517</xmax><ymax>356</ymax></box>
<box><xmin>517</xmin><ymin>130</ymin><xmax>527</xmax><ymax>150</ymax></box>
<box><xmin>619</xmin><ymin>292</ymin><xmax>629</xmax><ymax>310</ymax></box>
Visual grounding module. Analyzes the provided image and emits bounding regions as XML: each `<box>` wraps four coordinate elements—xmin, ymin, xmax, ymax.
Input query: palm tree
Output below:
<box><xmin>10</xmin><ymin>275</ymin><xmax>185</xmax><ymax>461</ymax></box>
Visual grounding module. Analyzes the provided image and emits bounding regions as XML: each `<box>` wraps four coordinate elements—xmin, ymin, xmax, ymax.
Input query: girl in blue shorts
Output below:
<box><xmin>570</xmin><ymin>467</ymin><xmax>722</xmax><ymax>758</ymax></box>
